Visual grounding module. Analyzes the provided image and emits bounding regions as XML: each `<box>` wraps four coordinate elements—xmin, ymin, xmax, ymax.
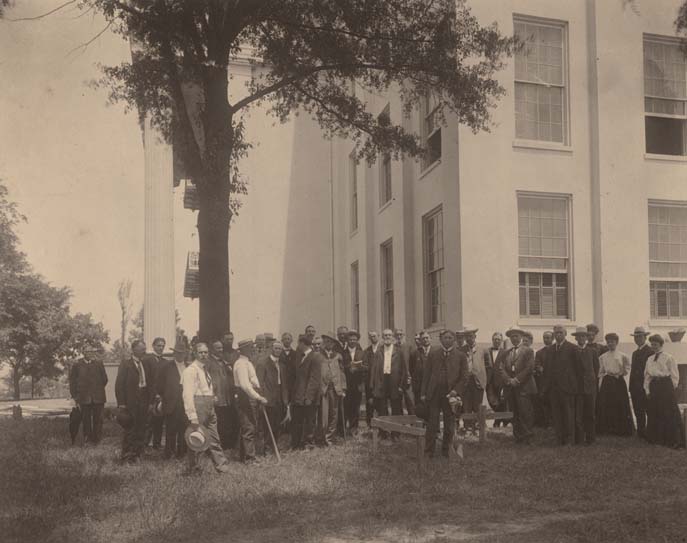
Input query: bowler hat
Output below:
<box><xmin>571</xmin><ymin>326</ymin><xmax>588</xmax><ymax>337</ymax></box>
<box><xmin>462</xmin><ymin>324</ymin><xmax>479</xmax><ymax>334</ymax></box>
<box><xmin>348</xmin><ymin>329</ymin><xmax>361</xmax><ymax>339</ymax></box>
<box><xmin>630</xmin><ymin>326</ymin><xmax>650</xmax><ymax>337</ymax></box>
<box><xmin>586</xmin><ymin>323</ymin><xmax>600</xmax><ymax>333</ymax></box>
<box><xmin>115</xmin><ymin>407</ymin><xmax>134</xmax><ymax>429</ymax></box>
<box><xmin>505</xmin><ymin>326</ymin><xmax>525</xmax><ymax>338</ymax></box>
<box><xmin>238</xmin><ymin>339</ymin><xmax>253</xmax><ymax>351</ymax></box>
<box><xmin>185</xmin><ymin>425</ymin><xmax>210</xmax><ymax>453</ymax></box>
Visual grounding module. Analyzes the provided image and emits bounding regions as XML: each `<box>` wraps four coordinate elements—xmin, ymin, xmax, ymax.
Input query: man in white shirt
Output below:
<box><xmin>234</xmin><ymin>339</ymin><xmax>268</xmax><ymax>462</ymax></box>
<box><xmin>182</xmin><ymin>343</ymin><xmax>229</xmax><ymax>474</ymax></box>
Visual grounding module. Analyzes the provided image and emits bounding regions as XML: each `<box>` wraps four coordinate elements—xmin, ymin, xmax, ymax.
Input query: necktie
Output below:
<box><xmin>203</xmin><ymin>366</ymin><xmax>213</xmax><ymax>390</ymax></box>
<box><xmin>134</xmin><ymin>359</ymin><xmax>146</xmax><ymax>387</ymax></box>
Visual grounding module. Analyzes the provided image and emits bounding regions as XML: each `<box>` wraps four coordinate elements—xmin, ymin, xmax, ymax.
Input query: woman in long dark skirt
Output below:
<box><xmin>596</xmin><ymin>333</ymin><xmax>634</xmax><ymax>436</ymax></box>
<box><xmin>644</xmin><ymin>334</ymin><xmax>684</xmax><ymax>449</ymax></box>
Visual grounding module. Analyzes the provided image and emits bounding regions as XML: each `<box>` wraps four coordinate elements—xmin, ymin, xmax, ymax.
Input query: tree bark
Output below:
<box><xmin>12</xmin><ymin>365</ymin><xmax>20</xmax><ymax>400</ymax></box>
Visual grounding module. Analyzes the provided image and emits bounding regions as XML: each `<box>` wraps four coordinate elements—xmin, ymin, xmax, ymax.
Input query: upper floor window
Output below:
<box><xmin>380</xmin><ymin>239</ymin><xmax>394</xmax><ymax>329</ymax></box>
<box><xmin>421</xmin><ymin>91</ymin><xmax>442</xmax><ymax>170</ymax></box>
<box><xmin>349</xmin><ymin>151</ymin><xmax>358</xmax><ymax>232</ymax></box>
<box><xmin>514</xmin><ymin>18</ymin><xmax>568</xmax><ymax>145</ymax></box>
<box><xmin>649</xmin><ymin>203</ymin><xmax>687</xmax><ymax>318</ymax></box>
<box><xmin>423</xmin><ymin>207</ymin><xmax>445</xmax><ymax>327</ymax></box>
<box><xmin>378</xmin><ymin>104</ymin><xmax>392</xmax><ymax>206</ymax></box>
<box><xmin>518</xmin><ymin>194</ymin><xmax>571</xmax><ymax>319</ymax></box>
<box><xmin>643</xmin><ymin>37</ymin><xmax>687</xmax><ymax>156</ymax></box>
<box><xmin>350</xmin><ymin>261</ymin><xmax>360</xmax><ymax>331</ymax></box>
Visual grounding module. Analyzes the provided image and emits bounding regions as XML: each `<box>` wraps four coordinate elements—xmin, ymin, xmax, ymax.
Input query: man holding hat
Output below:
<box><xmin>69</xmin><ymin>344</ymin><xmax>108</xmax><ymax>445</ymax></box>
<box><xmin>289</xmin><ymin>335</ymin><xmax>323</xmax><ymax>450</ymax></box>
<box><xmin>460</xmin><ymin>326</ymin><xmax>489</xmax><ymax>435</ymax></box>
<box><xmin>182</xmin><ymin>343</ymin><xmax>229</xmax><ymax>473</ymax></box>
<box><xmin>234</xmin><ymin>339</ymin><xmax>268</xmax><ymax>462</ymax></box>
<box><xmin>571</xmin><ymin>327</ymin><xmax>599</xmax><ymax>445</ymax></box>
<box><xmin>342</xmin><ymin>329</ymin><xmax>366</xmax><ymax>434</ymax></box>
<box><xmin>546</xmin><ymin>326</ymin><xmax>579</xmax><ymax>446</ymax></box>
<box><xmin>320</xmin><ymin>333</ymin><xmax>347</xmax><ymax>445</ymax></box>
<box><xmin>630</xmin><ymin>325</ymin><xmax>652</xmax><ymax>440</ymax></box>
<box><xmin>156</xmin><ymin>340</ymin><xmax>190</xmax><ymax>458</ymax></box>
<box><xmin>144</xmin><ymin>337</ymin><xmax>167</xmax><ymax>450</ymax></box>
<box><xmin>496</xmin><ymin>327</ymin><xmax>536</xmax><ymax>444</ymax></box>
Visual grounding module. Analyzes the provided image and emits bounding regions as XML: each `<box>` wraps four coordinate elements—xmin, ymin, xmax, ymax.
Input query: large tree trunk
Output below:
<box><xmin>12</xmin><ymin>364</ymin><xmax>20</xmax><ymax>400</ymax></box>
<box><xmin>196</xmin><ymin>66</ymin><xmax>233</xmax><ymax>343</ymax></box>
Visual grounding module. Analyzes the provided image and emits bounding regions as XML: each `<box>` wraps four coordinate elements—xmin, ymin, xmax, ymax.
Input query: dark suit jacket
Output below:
<box><xmin>630</xmin><ymin>343</ymin><xmax>653</xmax><ymax>394</ymax></box>
<box><xmin>207</xmin><ymin>355</ymin><xmax>231</xmax><ymax>406</ymax></box>
<box><xmin>115</xmin><ymin>357</ymin><xmax>154</xmax><ymax>409</ymax></box>
<box><xmin>410</xmin><ymin>346</ymin><xmax>432</xmax><ymax>398</ymax></box>
<box><xmin>496</xmin><ymin>345</ymin><xmax>537</xmax><ymax>395</ymax></box>
<box><xmin>369</xmin><ymin>345</ymin><xmax>407</xmax><ymax>400</ymax></box>
<box><xmin>534</xmin><ymin>345</ymin><xmax>551</xmax><ymax>393</ymax></box>
<box><xmin>588</xmin><ymin>342</ymin><xmax>609</xmax><ymax>357</ymax></box>
<box><xmin>362</xmin><ymin>345</ymin><xmax>380</xmax><ymax>397</ymax></box>
<box><xmin>155</xmin><ymin>360</ymin><xmax>185</xmax><ymax>415</ymax></box>
<box><xmin>342</xmin><ymin>345</ymin><xmax>367</xmax><ymax>390</ymax></box>
<box><xmin>545</xmin><ymin>340</ymin><xmax>579</xmax><ymax>395</ymax></box>
<box><xmin>69</xmin><ymin>360</ymin><xmax>108</xmax><ymax>404</ymax></box>
<box><xmin>421</xmin><ymin>347</ymin><xmax>469</xmax><ymax>402</ymax></box>
<box><xmin>289</xmin><ymin>350</ymin><xmax>322</xmax><ymax>406</ymax></box>
<box><xmin>577</xmin><ymin>346</ymin><xmax>598</xmax><ymax>395</ymax></box>
<box><xmin>142</xmin><ymin>353</ymin><xmax>165</xmax><ymax>392</ymax></box>
<box><xmin>256</xmin><ymin>356</ymin><xmax>289</xmax><ymax>407</ymax></box>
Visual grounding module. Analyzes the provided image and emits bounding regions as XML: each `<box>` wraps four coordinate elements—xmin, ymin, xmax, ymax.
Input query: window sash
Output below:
<box><xmin>643</xmin><ymin>39</ymin><xmax>687</xmax><ymax>101</ymax></box>
<box><xmin>350</xmin><ymin>262</ymin><xmax>360</xmax><ymax>331</ymax></box>
<box><xmin>379</xmin><ymin>154</ymin><xmax>392</xmax><ymax>205</ymax></box>
<box><xmin>514</xmin><ymin>20</ymin><xmax>565</xmax><ymax>87</ymax></box>
<box><xmin>519</xmin><ymin>272</ymin><xmax>569</xmax><ymax>318</ymax></box>
<box><xmin>350</xmin><ymin>154</ymin><xmax>358</xmax><ymax>231</ymax></box>
<box><xmin>381</xmin><ymin>241</ymin><xmax>394</xmax><ymax>329</ymax></box>
<box><xmin>650</xmin><ymin>280</ymin><xmax>687</xmax><ymax>318</ymax></box>
<box><xmin>423</xmin><ymin>209</ymin><xmax>444</xmax><ymax>326</ymax></box>
<box><xmin>648</xmin><ymin>204</ymin><xmax>687</xmax><ymax>278</ymax></box>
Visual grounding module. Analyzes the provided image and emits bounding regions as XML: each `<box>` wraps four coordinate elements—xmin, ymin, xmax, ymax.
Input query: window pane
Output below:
<box><xmin>645</xmin><ymin>116</ymin><xmax>686</xmax><ymax>156</ymax></box>
<box><xmin>515</xmin><ymin>83</ymin><xmax>565</xmax><ymax>143</ymax></box>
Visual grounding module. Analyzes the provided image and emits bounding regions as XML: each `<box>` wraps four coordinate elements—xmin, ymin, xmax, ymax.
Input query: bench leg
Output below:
<box><xmin>479</xmin><ymin>405</ymin><xmax>486</xmax><ymax>443</ymax></box>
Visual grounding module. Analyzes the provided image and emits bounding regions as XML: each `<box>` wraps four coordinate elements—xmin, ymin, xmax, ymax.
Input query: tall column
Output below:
<box><xmin>143</xmin><ymin>117</ymin><xmax>176</xmax><ymax>349</ymax></box>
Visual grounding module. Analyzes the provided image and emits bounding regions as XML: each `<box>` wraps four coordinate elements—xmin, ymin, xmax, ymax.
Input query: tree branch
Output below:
<box><xmin>67</xmin><ymin>21</ymin><xmax>113</xmax><ymax>57</ymax></box>
<box><xmin>5</xmin><ymin>0</ymin><xmax>77</xmax><ymax>21</ymax></box>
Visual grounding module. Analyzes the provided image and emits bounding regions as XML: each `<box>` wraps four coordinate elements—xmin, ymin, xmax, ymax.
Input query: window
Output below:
<box><xmin>349</xmin><ymin>151</ymin><xmax>358</xmax><ymax>232</ymax></box>
<box><xmin>514</xmin><ymin>18</ymin><xmax>567</xmax><ymax>144</ymax></box>
<box><xmin>518</xmin><ymin>194</ymin><xmax>571</xmax><ymax>318</ymax></box>
<box><xmin>649</xmin><ymin>203</ymin><xmax>687</xmax><ymax>318</ymax></box>
<box><xmin>643</xmin><ymin>37</ymin><xmax>687</xmax><ymax>156</ymax></box>
<box><xmin>421</xmin><ymin>91</ymin><xmax>442</xmax><ymax>169</ymax></box>
<box><xmin>423</xmin><ymin>207</ymin><xmax>445</xmax><ymax>327</ymax></box>
<box><xmin>350</xmin><ymin>261</ymin><xmax>360</xmax><ymax>331</ymax></box>
<box><xmin>380</xmin><ymin>239</ymin><xmax>394</xmax><ymax>329</ymax></box>
<box><xmin>378</xmin><ymin>104</ymin><xmax>392</xmax><ymax>206</ymax></box>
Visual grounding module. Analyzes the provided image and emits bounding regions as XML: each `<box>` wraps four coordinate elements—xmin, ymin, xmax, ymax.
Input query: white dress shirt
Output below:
<box><xmin>383</xmin><ymin>345</ymin><xmax>393</xmax><ymax>374</ymax></box>
<box><xmin>270</xmin><ymin>354</ymin><xmax>281</xmax><ymax>385</ymax></box>
<box><xmin>182</xmin><ymin>360</ymin><xmax>214</xmax><ymax>424</ymax></box>
<box><xmin>234</xmin><ymin>356</ymin><xmax>263</xmax><ymax>401</ymax></box>
<box><xmin>598</xmin><ymin>350</ymin><xmax>630</xmax><ymax>382</ymax></box>
<box><xmin>644</xmin><ymin>351</ymin><xmax>680</xmax><ymax>395</ymax></box>
<box><xmin>132</xmin><ymin>356</ymin><xmax>147</xmax><ymax>388</ymax></box>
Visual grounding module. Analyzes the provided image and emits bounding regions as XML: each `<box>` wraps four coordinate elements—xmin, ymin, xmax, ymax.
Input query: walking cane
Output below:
<box><xmin>261</xmin><ymin>406</ymin><xmax>282</xmax><ymax>464</ymax></box>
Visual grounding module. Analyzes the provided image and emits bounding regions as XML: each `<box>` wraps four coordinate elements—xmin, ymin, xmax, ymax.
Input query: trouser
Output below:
<box><xmin>121</xmin><ymin>401</ymin><xmax>149</xmax><ymax>462</ymax></box>
<box><xmin>506</xmin><ymin>388</ymin><xmax>534</xmax><ymax>443</ymax></box>
<box><xmin>215</xmin><ymin>405</ymin><xmax>232</xmax><ymax>449</ymax></box>
<box><xmin>575</xmin><ymin>393</ymin><xmax>596</xmax><ymax>444</ymax></box>
<box><xmin>290</xmin><ymin>404</ymin><xmax>317</xmax><ymax>449</ymax></box>
<box><xmin>425</xmin><ymin>393</ymin><xmax>455</xmax><ymax>455</ymax></box>
<box><xmin>630</xmin><ymin>387</ymin><xmax>647</xmax><ymax>439</ymax></box>
<box><xmin>238</xmin><ymin>393</ymin><xmax>263</xmax><ymax>461</ymax></box>
<box><xmin>164</xmin><ymin>399</ymin><xmax>187</xmax><ymax>457</ymax></box>
<box><xmin>549</xmin><ymin>388</ymin><xmax>576</xmax><ymax>445</ymax></box>
<box><xmin>344</xmin><ymin>385</ymin><xmax>362</xmax><ymax>430</ymax></box>
<box><xmin>462</xmin><ymin>376</ymin><xmax>484</xmax><ymax>430</ymax></box>
<box><xmin>80</xmin><ymin>403</ymin><xmax>104</xmax><ymax>444</ymax></box>
<box><xmin>187</xmin><ymin>396</ymin><xmax>228</xmax><ymax>471</ymax></box>
<box><xmin>374</xmin><ymin>376</ymin><xmax>403</xmax><ymax>438</ymax></box>
<box><xmin>226</xmin><ymin>403</ymin><xmax>240</xmax><ymax>449</ymax></box>
<box><xmin>262</xmin><ymin>403</ymin><xmax>284</xmax><ymax>453</ymax></box>
<box><xmin>147</xmin><ymin>414</ymin><xmax>164</xmax><ymax>448</ymax></box>
<box><xmin>403</xmin><ymin>387</ymin><xmax>416</xmax><ymax>415</ymax></box>
<box><xmin>365</xmin><ymin>385</ymin><xmax>374</xmax><ymax>427</ymax></box>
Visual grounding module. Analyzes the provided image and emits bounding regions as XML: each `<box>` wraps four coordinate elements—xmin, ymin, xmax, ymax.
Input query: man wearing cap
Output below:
<box><xmin>289</xmin><ymin>335</ymin><xmax>323</xmax><ymax>450</ymax></box>
<box><xmin>221</xmin><ymin>332</ymin><xmax>241</xmax><ymax>450</ymax></box>
<box><xmin>460</xmin><ymin>326</ymin><xmax>489</xmax><ymax>435</ymax></box>
<box><xmin>421</xmin><ymin>329</ymin><xmax>468</xmax><ymax>457</ymax></box>
<box><xmin>546</xmin><ymin>326</ymin><xmax>579</xmax><ymax>446</ymax></box>
<box><xmin>342</xmin><ymin>329</ymin><xmax>366</xmax><ymax>434</ymax></box>
<box><xmin>395</xmin><ymin>328</ymin><xmax>416</xmax><ymax>416</ymax></box>
<box><xmin>182</xmin><ymin>343</ymin><xmax>229</xmax><ymax>473</ymax></box>
<box><xmin>630</xmin><ymin>325</ymin><xmax>652</xmax><ymax>440</ymax></box>
<box><xmin>571</xmin><ymin>327</ymin><xmax>599</xmax><ymax>445</ymax></box>
<box><xmin>370</xmin><ymin>329</ymin><xmax>407</xmax><ymax>438</ymax></box>
<box><xmin>533</xmin><ymin>331</ymin><xmax>553</xmax><ymax>428</ymax></box>
<box><xmin>234</xmin><ymin>340</ymin><xmax>269</xmax><ymax>462</ymax></box>
<box><xmin>496</xmin><ymin>327</ymin><xmax>536</xmax><ymax>444</ymax></box>
<box><xmin>319</xmin><ymin>333</ymin><xmax>347</xmax><ymax>445</ymax></box>
<box><xmin>362</xmin><ymin>331</ymin><xmax>381</xmax><ymax>427</ymax></box>
<box><xmin>411</xmin><ymin>331</ymin><xmax>432</xmax><ymax>420</ymax></box>
<box><xmin>156</xmin><ymin>340</ymin><xmax>190</xmax><ymax>458</ymax></box>
<box><xmin>116</xmin><ymin>340</ymin><xmax>155</xmax><ymax>463</ymax></box>
<box><xmin>144</xmin><ymin>337</ymin><xmax>167</xmax><ymax>450</ymax></box>
<box><xmin>255</xmin><ymin>341</ymin><xmax>289</xmax><ymax>454</ymax></box>
<box><xmin>586</xmin><ymin>324</ymin><xmax>609</xmax><ymax>358</ymax></box>
<box><xmin>207</xmin><ymin>340</ymin><xmax>233</xmax><ymax>450</ymax></box>
<box><xmin>69</xmin><ymin>344</ymin><xmax>108</xmax><ymax>445</ymax></box>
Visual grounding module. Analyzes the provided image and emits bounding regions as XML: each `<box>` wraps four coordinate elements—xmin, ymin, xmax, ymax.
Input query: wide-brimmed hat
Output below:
<box><xmin>321</xmin><ymin>331</ymin><xmax>337</xmax><ymax>343</ymax></box>
<box><xmin>505</xmin><ymin>326</ymin><xmax>525</xmax><ymax>338</ymax></box>
<box><xmin>586</xmin><ymin>323</ymin><xmax>600</xmax><ymax>333</ymax></box>
<box><xmin>115</xmin><ymin>408</ymin><xmax>134</xmax><ymax>429</ymax></box>
<box><xmin>462</xmin><ymin>324</ymin><xmax>479</xmax><ymax>334</ymax></box>
<box><xmin>185</xmin><ymin>426</ymin><xmax>210</xmax><ymax>452</ymax></box>
<box><xmin>348</xmin><ymin>329</ymin><xmax>361</xmax><ymax>339</ymax></box>
<box><xmin>630</xmin><ymin>326</ymin><xmax>650</xmax><ymax>337</ymax></box>
<box><xmin>571</xmin><ymin>326</ymin><xmax>589</xmax><ymax>337</ymax></box>
<box><xmin>238</xmin><ymin>339</ymin><xmax>253</xmax><ymax>351</ymax></box>
<box><xmin>171</xmin><ymin>341</ymin><xmax>189</xmax><ymax>354</ymax></box>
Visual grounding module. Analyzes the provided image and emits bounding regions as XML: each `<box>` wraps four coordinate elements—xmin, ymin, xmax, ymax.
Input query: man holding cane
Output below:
<box><xmin>234</xmin><ymin>339</ymin><xmax>269</xmax><ymax>463</ymax></box>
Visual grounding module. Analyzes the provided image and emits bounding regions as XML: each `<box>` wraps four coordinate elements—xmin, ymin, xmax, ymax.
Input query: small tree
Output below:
<box><xmin>116</xmin><ymin>278</ymin><xmax>133</xmax><ymax>351</ymax></box>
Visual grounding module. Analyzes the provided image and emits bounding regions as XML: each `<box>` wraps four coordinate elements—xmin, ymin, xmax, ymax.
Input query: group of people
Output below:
<box><xmin>67</xmin><ymin>322</ymin><xmax>684</xmax><ymax>474</ymax></box>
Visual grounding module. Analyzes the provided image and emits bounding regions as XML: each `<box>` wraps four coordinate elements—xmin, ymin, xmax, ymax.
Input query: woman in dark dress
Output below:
<box><xmin>644</xmin><ymin>334</ymin><xmax>684</xmax><ymax>449</ymax></box>
<box><xmin>596</xmin><ymin>333</ymin><xmax>633</xmax><ymax>436</ymax></box>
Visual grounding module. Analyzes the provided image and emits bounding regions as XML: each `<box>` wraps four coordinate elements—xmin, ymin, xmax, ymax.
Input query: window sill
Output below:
<box><xmin>648</xmin><ymin>319</ymin><xmax>687</xmax><ymax>328</ymax></box>
<box><xmin>644</xmin><ymin>153</ymin><xmax>687</xmax><ymax>163</ymax></box>
<box><xmin>517</xmin><ymin>318</ymin><xmax>575</xmax><ymax>328</ymax></box>
<box><xmin>418</xmin><ymin>159</ymin><xmax>441</xmax><ymax>180</ymax></box>
<box><xmin>513</xmin><ymin>139</ymin><xmax>573</xmax><ymax>153</ymax></box>
<box><xmin>378</xmin><ymin>199</ymin><xmax>393</xmax><ymax>214</ymax></box>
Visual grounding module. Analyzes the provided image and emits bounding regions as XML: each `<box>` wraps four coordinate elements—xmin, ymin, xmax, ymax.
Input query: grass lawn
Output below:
<box><xmin>1</xmin><ymin>417</ymin><xmax>686</xmax><ymax>543</ymax></box>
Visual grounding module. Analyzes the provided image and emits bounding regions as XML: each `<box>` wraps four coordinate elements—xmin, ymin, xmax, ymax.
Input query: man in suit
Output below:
<box><xmin>395</xmin><ymin>328</ymin><xmax>416</xmax><ymax>416</ymax></box>
<box><xmin>533</xmin><ymin>331</ymin><xmax>553</xmax><ymax>427</ymax></box>
<box><xmin>207</xmin><ymin>340</ymin><xmax>233</xmax><ymax>449</ymax></box>
<box><xmin>69</xmin><ymin>344</ymin><xmax>108</xmax><ymax>445</ymax></box>
<box><xmin>304</xmin><ymin>325</ymin><xmax>317</xmax><ymax>343</ymax></box>
<box><xmin>572</xmin><ymin>327</ymin><xmax>599</xmax><ymax>445</ymax></box>
<box><xmin>156</xmin><ymin>340</ymin><xmax>189</xmax><ymax>459</ymax></box>
<box><xmin>115</xmin><ymin>340</ymin><xmax>155</xmax><ymax>463</ymax></box>
<box><xmin>289</xmin><ymin>335</ymin><xmax>322</xmax><ymax>450</ymax></box>
<box><xmin>486</xmin><ymin>332</ymin><xmax>508</xmax><ymax>427</ymax></box>
<box><xmin>342</xmin><ymin>329</ymin><xmax>366</xmax><ymax>434</ymax></box>
<box><xmin>221</xmin><ymin>332</ymin><xmax>241</xmax><ymax>449</ymax></box>
<box><xmin>411</xmin><ymin>331</ymin><xmax>432</xmax><ymax>420</ymax></box>
<box><xmin>545</xmin><ymin>325</ymin><xmax>580</xmax><ymax>446</ymax></box>
<box><xmin>362</xmin><ymin>330</ymin><xmax>381</xmax><ymax>427</ymax></box>
<box><xmin>586</xmin><ymin>323</ymin><xmax>609</xmax><ymax>357</ymax></box>
<box><xmin>319</xmin><ymin>334</ymin><xmax>347</xmax><ymax>445</ymax></box>
<box><xmin>234</xmin><ymin>340</ymin><xmax>268</xmax><ymax>463</ymax></box>
<box><xmin>496</xmin><ymin>327</ymin><xmax>537</xmax><ymax>444</ymax></box>
<box><xmin>256</xmin><ymin>341</ymin><xmax>289</xmax><ymax>453</ymax></box>
<box><xmin>421</xmin><ymin>329</ymin><xmax>468</xmax><ymax>457</ymax></box>
<box><xmin>369</xmin><ymin>329</ymin><xmax>407</xmax><ymax>438</ymax></box>
<box><xmin>144</xmin><ymin>337</ymin><xmax>167</xmax><ymax>449</ymax></box>
<box><xmin>630</xmin><ymin>325</ymin><xmax>652</xmax><ymax>440</ymax></box>
<box><xmin>335</xmin><ymin>326</ymin><xmax>349</xmax><ymax>356</ymax></box>
<box><xmin>460</xmin><ymin>326</ymin><xmax>489</xmax><ymax>435</ymax></box>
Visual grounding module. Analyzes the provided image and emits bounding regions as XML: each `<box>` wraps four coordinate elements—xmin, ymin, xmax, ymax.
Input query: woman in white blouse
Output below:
<box><xmin>596</xmin><ymin>333</ymin><xmax>633</xmax><ymax>436</ymax></box>
<box><xmin>644</xmin><ymin>334</ymin><xmax>684</xmax><ymax>448</ymax></box>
